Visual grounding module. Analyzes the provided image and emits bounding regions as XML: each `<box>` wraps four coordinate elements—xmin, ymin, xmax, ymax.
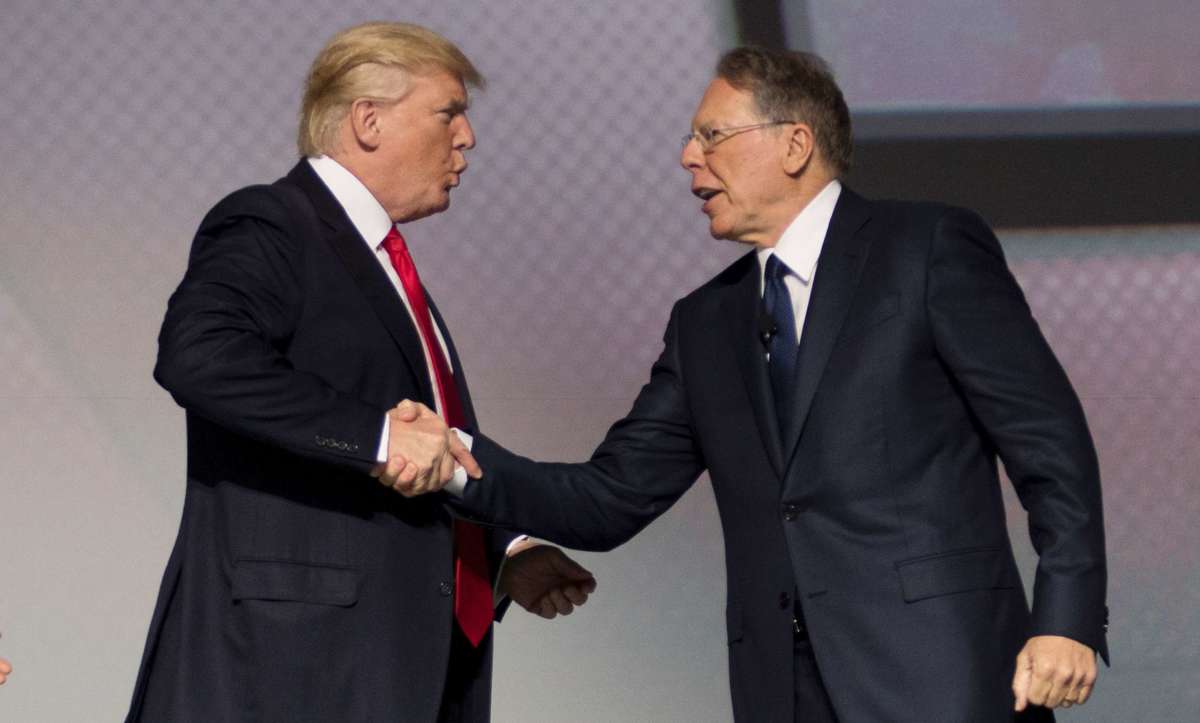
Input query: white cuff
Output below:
<box><xmin>376</xmin><ymin>414</ymin><xmax>390</xmax><ymax>463</ymax></box>
<box><xmin>444</xmin><ymin>428</ymin><xmax>474</xmax><ymax>497</ymax></box>
<box><xmin>505</xmin><ymin>535</ymin><xmax>530</xmax><ymax>555</ymax></box>
<box><xmin>494</xmin><ymin>536</ymin><xmax>532</xmax><ymax>606</ymax></box>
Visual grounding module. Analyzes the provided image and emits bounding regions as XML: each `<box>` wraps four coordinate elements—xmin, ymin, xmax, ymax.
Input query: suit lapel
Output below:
<box><xmin>281</xmin><ymin>161</ymin><xmax>436</xmax><ymax>408</ymax></box>
<box><xmin>781</xmin><ymin>189</ymin><xmax>875</xmax><ymax>469</ymax></box>
<box><xmin>722</xmin><ymin>253</ymin><xmax>785</xmax><ymax>479</ymax></box>
<box><xmin>427</xmin><ymin>294</ymin><xmax>478</xmax><ymax>431</ymax></box>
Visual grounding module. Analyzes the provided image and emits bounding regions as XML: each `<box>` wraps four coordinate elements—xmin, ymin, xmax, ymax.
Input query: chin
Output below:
<box><xmin>410</xmin><ymin>198</ymin><xmax>451</xmax><ymax>221</ymax></box>
<box><xmin>708</xmin><ymin>222</ymin><xmax>753</xmax><ymax>245</ymax></box>
<box><xmin>707</xmin><ymin>219</ymin><xmax>734</xmax><ymax>240</ymax></box>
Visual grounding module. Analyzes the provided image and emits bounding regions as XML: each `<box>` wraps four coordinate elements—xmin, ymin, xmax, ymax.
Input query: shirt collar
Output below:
<box><xmin>307</xmin><ymin>155</ymin><xmax>394</xmax><ymax>249</ymax></box>
<box><xmin>757</xmin><ymin>179</ymin><xmax>842</xmax><ymax>288</ymax></box>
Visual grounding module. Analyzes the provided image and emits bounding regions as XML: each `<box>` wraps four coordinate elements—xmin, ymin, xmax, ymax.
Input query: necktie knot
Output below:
<box><xmin>765</xmin><ymin>253</ymin><xmax>792</xmax><ymax>282</ymax></box>
<box><xmin>382</xmin><ymin>226</ymin><xmax>406</xmax><ymax>256</ymax></box>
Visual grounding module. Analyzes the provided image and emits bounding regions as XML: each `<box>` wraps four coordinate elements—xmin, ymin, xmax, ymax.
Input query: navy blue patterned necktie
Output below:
<box><xmin>763</xmin><ymin>254</ymin><xmax>799</xmax><ymax>438</ymax></box>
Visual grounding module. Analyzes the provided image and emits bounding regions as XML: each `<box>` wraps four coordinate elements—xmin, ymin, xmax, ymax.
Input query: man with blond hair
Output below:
<box><xmin>126</xmin><ymin>22</ymin><xmax>594</xmax><ymax>722</ymax></box>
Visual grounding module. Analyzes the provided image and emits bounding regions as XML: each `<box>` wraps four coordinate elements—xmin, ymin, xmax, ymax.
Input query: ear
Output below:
<box><xmin>781</xmin><ymin>122</ymin><xmax>815</xmax><ymax>176</ymax></box>
<box><xmin>348</xmin><ymin>98</ymin><xmax>384</xmax><ymax>151</ymax></box>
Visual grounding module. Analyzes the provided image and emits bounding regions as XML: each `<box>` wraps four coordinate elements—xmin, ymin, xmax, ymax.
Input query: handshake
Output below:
<box><xmin>369</xmin><ymin>400</ymin><xmax>481</xmax><ymax>496</ymax></box>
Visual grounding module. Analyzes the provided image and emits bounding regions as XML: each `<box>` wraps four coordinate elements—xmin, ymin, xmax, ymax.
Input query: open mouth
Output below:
<box><xmin>693</xmin><ymin>187</ymin><xmax>722</xmax><ymax>214</ymax></box>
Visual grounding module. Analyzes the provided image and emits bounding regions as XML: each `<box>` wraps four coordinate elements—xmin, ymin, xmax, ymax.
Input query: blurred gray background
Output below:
<box><xmin>1</xmin><ymin>1</ymin><xmax>1196</xmax><ymax>720</ymax></box>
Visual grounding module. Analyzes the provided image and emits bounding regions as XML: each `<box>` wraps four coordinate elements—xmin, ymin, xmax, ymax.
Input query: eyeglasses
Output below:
<box><xmin>680</xmin><ymin>121</ymin><xmax>797</xmax><ymax>152</ymax></box>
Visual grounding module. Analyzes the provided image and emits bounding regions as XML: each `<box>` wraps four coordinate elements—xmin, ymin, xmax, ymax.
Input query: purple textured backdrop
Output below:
<box><xmin>0</xmin><ymin>1</ymin><xmax>1196</xmax><ymax>721</ymax></box>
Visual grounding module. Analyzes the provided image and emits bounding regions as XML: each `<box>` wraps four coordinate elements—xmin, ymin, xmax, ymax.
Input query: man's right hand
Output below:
<box><xmin>370</xmin><ymin>400</ymin><xmax>480</xmax><ymax>496</ymax></box>
<box><xmin>0</xmin><ymin>656</ymin><xmax>11</xmax><ymax>685</ymax></box>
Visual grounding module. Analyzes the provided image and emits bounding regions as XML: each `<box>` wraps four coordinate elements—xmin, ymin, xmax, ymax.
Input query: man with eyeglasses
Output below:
<box><xmin>399</xmin><ymin>46</ymin><xmax>1108</xmax><ymax>721</ymax></box>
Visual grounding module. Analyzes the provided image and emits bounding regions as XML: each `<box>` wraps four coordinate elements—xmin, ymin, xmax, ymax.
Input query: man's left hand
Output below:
<box><xmin>1012</xmin><ymin>635</ymin><xmax>1098</xmax><ymax>711</ymax></box>
<box><xmin>499</xmin><ymin>539</ymin><xmax>596</xmax><ymax>619</ymax></box>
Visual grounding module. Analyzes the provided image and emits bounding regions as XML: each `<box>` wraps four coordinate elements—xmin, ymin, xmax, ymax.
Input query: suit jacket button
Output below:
<box><xmin>439</xmin><ymin>581</ymin><xmax>454</xmax><ymax>597</ymax></box>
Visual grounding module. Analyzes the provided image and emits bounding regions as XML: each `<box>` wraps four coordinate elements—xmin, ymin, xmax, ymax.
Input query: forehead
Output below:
<box><xmin>692</xmin><ymin>77</ymin><xmax>759</xmax><ymax>126</ymax></box>
<box><xmin>400</xmin><ymin>68</ymin><xmax>468</xmax><ymax>106</ymax></box>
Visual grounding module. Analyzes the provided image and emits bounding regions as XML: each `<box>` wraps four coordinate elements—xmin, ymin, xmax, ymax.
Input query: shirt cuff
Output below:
<box><xmin>445</xmin><ymin>428</ymin><xmax>474</xmax><ymax>496</ymax></box>
<box><xmin>505</xmin><ymin>535</ymin><xmax>530</xmax><ymax>555</ymax></box>
<box><xmin>493</xmin><ymin>535</ymin><xmax>532</xmax><ymax>606</ymax></box>
<box><xmin>376</xmin><ymin>414</ymin><xmax>390</xmax><ymax>464</ymax></box>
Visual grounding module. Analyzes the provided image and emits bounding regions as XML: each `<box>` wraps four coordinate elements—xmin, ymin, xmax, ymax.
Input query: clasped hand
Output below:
<box><xmin>1012</xmin><ymin>635</ymin><xmax>1098</xmax><ymax>711</ymax></box>
<box><xmin>370</xmin><ymin>400</ymin><xmax>481</xmax><ymax>496</ymax></box>
<box><xmin>500</xmin><ymin>538</ymin><xmax>597</xmax><ymax>619</ymax></box>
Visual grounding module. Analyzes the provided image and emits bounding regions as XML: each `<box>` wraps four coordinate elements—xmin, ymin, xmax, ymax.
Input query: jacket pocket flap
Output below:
<box><xmin>232</xmin><ymin>559</ymin><xmax>359</xmax><ymax>607</ymax></box>
<box><xmin>895</xmin><ymin>547</ymin><xmax>1013</xmax><ymax>602</ymax></box>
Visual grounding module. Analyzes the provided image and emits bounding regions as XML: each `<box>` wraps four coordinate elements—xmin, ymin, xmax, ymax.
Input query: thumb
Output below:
<box><xmin>553</xmin><ymin>551</ymin><xmax>595</xmax><ymax>582</ymax></box>
<box><xmin>1012</xmin><ymin>647</ymin><xmax>1032</xmax><ymax>711</ymax></box>
<box><xmin>392</xmin><ymin>399</ymin><xmax>422</xmax><ymax>423</ymax></box>
<box><xmin>449</xmin><ymin>436</ymin><xmax>483</xmax><ymax>479</ymax></box>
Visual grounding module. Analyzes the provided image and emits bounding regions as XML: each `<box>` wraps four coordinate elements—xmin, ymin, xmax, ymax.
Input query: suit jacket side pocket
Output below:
<box><xmin>894</xmin><ymin>547</ymin><xmax>1016</xmax><ymax>603</ymax></box>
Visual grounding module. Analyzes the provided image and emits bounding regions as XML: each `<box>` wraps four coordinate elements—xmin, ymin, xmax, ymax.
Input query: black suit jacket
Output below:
<box><xmin>127</xmin><ymin>161</ymin><xmax>513</xmax><ymax>722</ymax></box>
<box><xmin>459</xmin><ymin>189</ymin><xmax>1107</xmax><ymax>722</ymax></box>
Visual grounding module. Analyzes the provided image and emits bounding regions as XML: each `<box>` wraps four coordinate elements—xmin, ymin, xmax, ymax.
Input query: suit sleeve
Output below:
<box><xmin>926</xmin><ymin>208</ymin><xmax>1108</xmax><ymax>662</ymax></box>
<box><xmin>459</xmin><ymin>302</ymin><xmax>706</xmax><ymax>552</ymax></box>
<box><xmin>155</xmin><ymin>190</ymin><xmax>384</xmax><ymax>473</ymax></box>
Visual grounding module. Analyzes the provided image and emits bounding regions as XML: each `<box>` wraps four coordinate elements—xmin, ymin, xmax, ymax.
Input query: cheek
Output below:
<box><xmin>709</xmin><ymin>163</ymin><xmax>741</xmax><ymax>198</ymax></box>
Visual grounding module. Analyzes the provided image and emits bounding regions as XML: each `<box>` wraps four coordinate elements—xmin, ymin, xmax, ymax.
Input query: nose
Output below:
<box><xmin>455</xmin><ymin>114</ymin><xmax>476</xmax><ymax>150</ymax></box>
<box><xmin>680</xmin><ymin>136</ymin><xmax>703</xmax><ymax>171</ymax></box>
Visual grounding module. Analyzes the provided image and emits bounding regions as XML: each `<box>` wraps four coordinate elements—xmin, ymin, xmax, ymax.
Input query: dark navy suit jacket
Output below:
<box><xmin>128</xmin><ymin>161</ymin><xmax>513</xmax><ymax>722</ymax></box>
<box><xmin>458</xmin><ymin>188</ymin><xmax>1107</xmax><ymax>721</ymax></box>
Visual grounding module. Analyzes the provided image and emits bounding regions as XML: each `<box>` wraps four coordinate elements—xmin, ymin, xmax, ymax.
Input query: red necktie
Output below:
<box><xmin>382</xmin><ymin>226</ymin><xmax>492</xmax><ymax>647</ymax></box>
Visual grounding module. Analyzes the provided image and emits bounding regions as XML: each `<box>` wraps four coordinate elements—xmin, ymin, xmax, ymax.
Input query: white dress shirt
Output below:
<box><xmin>309</xmin><ymin>156</ymin><xmax>520</xmax><ymax>572</ymax></box>
<box><xmin>756</xmin><ymin>179</ymin><xmax>843</xmax><ymax>341</ymax></box>
<box><xmin>306</xmin><ymin>155</ymin><xmax>457</xmax><ymax>469</ymax></box>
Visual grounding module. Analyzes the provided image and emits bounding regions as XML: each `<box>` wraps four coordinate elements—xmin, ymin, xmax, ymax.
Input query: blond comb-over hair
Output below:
<box><xmin>298</xmin><ymin>22</ymin><xmax>484</xmax><ymax>156</ymax></box>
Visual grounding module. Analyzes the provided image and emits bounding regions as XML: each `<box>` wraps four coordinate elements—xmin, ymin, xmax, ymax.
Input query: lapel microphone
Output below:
<box><xmin>757</xmin><ymin>308</ymin><xmax>778</xmax><ymax>350</ymax></box>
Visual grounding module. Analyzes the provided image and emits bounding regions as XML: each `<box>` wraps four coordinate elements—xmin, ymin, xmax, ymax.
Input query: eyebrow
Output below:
<box><xmin>441</xmin><ymin>99</ymin><xmax>470</xmax><ymax>114</ymax></box>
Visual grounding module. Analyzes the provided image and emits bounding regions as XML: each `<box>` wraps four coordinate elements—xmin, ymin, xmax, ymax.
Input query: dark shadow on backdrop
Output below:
<box><xmin>732</xmin><ymin>1</ymin><xmax>1200</xmax><ymax>228</ymax></box>
<box><xmin>847</xmin><ymin>134</ymin><xmax>1199</xmax><ymax>229</ymax></box>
